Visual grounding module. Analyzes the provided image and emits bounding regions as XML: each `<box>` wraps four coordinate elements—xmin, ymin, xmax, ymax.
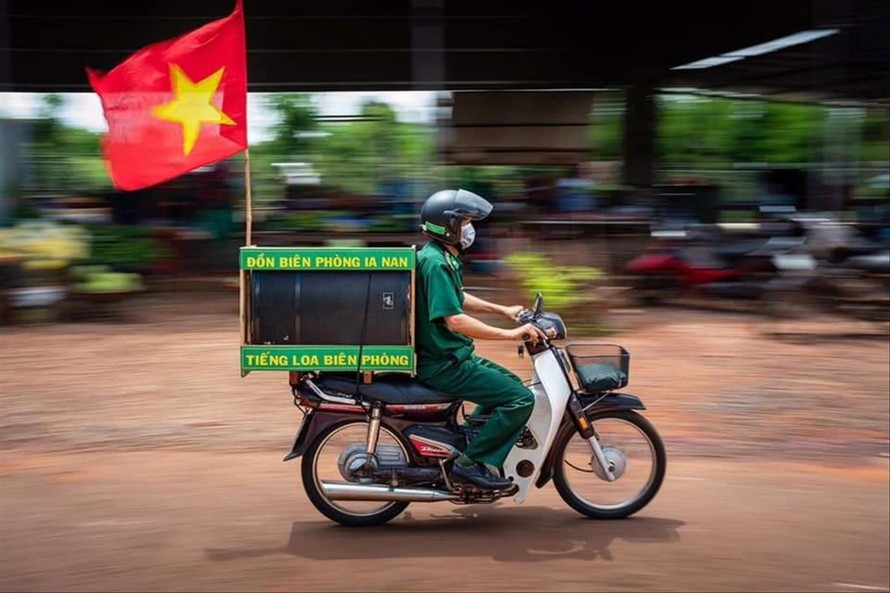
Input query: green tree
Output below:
<box><xmin>758</xmin><ymin>102</ymin><xmax>823</xmax><ymax>163</ymax></box>
<box><xmin>860</xmin><ymin>107</ymin><xmax>889</xmax><ymax>164</ymax></box>
<box><xmin>588</xmin><ymin>92</ymin><xmax>624</xmax><ymax>160</ymax></box>
<box><xmin>310</xmin><ymin>100</ymin><xmax>437</xmax><ymax>193</ymax></box>
<box><xmin>361</xmin><ymin>100</ymin><xmax>399</xmax><ymax>167</ymax></box>
<box><xmin>266</xmin><ymin>93</ymin><xmax>320</xmax><ymax>158</ymax></box>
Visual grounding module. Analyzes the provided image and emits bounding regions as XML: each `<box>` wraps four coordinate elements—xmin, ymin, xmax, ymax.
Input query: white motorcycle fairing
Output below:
<box><xmin>503</xmin><ymin>347</ymin><xmax>574</xmax><ymax>503</ymax></box>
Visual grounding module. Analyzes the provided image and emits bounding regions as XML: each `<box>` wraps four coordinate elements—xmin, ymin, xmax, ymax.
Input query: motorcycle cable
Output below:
<box><xmin>354</xmin><ymin>271</ymin><xmax>373</xmax><ymax>402</ymax></box>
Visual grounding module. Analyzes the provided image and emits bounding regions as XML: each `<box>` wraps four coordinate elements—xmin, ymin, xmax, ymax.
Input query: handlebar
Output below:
<box><xmin>515</xmin><ymin>293</ymin><xmax>567</xmax><ymax>345</ymax></box>
<box><xmin>516</xmin><ymin>309</ymin><xmax>550</xmax><ymax>346</ymax></box>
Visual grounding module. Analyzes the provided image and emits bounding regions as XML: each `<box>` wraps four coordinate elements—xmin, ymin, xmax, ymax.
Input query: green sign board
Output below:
<box><xmin>240</xmin><ymin>247</ymin><xmax>415</xmax><ymax>271</ymax></box>
<box><xmin>241</xmin><ymin>345</ymin><xmax>415</xmax><ymax>372</ymax></box>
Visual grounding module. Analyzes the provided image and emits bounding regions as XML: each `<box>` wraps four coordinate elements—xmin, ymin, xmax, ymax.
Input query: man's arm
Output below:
<box><xmin>444</xmin><ymin>313</ymin><xmax>541</xmax><ymax>343</ymax></box>
<box><xmin>462</xmin><ymin>291</ymin><xmax>523</xmax><ymax>320</ymax></box>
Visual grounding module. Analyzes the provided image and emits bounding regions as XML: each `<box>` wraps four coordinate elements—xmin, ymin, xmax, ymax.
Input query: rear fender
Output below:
<box><xmin>283</xmin><ymin>410</ymin><xmax>359</xmax><ymax>461</ymax></box>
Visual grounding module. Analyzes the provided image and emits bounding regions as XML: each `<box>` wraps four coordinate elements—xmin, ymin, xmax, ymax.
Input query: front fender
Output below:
<box><xmin>580</xmin><ymin>392</ymin><xmax>646</xmax><ymax>412</ymax></box>
<box><xmin>534</xmin><ymin>393</ymin><xmax>647</xmax><ymax>488</ymax></box>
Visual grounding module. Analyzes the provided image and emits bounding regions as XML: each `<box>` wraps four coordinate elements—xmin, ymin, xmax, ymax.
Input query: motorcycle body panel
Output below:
<box><xmin>503</xmin><ymin>347</ymin><xmax>574</xmax><ymax>503</ymax></box>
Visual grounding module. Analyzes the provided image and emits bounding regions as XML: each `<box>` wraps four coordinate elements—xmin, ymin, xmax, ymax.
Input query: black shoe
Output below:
<box><xmin>450</xmin><ymin>462</ymin><xmax>513</xmax><ymax>491</ymax></box>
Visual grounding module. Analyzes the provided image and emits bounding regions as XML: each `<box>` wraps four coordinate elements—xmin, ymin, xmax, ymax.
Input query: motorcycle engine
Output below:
<box><xmin>338</xmin><ymin>443</ymin><xmax>407</xmax><ymax>483</ymax></box>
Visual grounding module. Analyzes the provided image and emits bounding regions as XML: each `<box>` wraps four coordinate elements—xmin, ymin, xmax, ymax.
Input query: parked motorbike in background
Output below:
<box><xmin>765</xmin><ymin>212</ymin><xmax>890</xmax><ymax>324</ymax></box>
<box><xmin>625</xmin><ymin>214</ymin><xmax>803</xmax><ymax>305</ymax></box>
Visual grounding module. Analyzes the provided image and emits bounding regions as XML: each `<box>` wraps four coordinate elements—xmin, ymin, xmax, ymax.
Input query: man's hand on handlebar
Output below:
<box><xmin>508</xmin><ymin>323</ymin><xmax>549</xmax><ymax>344</ymax></box>
<box><xmin>502</xmin><ymin>305</ymin><xmax>526</xmax><ymax>321</ymax></box>
<box><xmin>500</xmin><ymin>297</ymin><xmax>558</xmax><ymax>344</ymax></box>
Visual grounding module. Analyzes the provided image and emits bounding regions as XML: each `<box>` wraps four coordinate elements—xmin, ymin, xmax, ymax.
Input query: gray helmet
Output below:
<box><xmin>420</xmin><ymin>188</ymin><xmax>493</xmax><ymax>245</ymax></box>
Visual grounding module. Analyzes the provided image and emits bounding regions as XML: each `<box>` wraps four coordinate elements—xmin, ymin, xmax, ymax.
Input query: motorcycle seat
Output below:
<box><xmin>315</xmin><ymin>373</ymin><xmax>459</xmax><ymax>405</ymax></box>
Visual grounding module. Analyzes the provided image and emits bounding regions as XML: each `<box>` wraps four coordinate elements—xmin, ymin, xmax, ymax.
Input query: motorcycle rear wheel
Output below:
<box><xmin>553</xmin><ymin>409</ymin><xmax>666</xmax><ymax>519</ymax></box>
<box><xmin>302</xmin><ymin>420</ymin><xmax>411</xmax><ymax>527</ymax></box>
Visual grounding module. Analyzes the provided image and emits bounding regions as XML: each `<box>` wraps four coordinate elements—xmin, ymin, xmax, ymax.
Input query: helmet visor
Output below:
<box><xmin>445</xmin><ymin>189</ymin><xmax>493</xmax><ymax>221</ymax></box>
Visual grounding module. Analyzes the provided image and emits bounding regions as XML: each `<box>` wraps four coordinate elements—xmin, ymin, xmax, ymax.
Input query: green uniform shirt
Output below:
<box><xmin>415</xmin><ymin>241</ymin><xmax>474</xmax><ymax>377</ymax></box>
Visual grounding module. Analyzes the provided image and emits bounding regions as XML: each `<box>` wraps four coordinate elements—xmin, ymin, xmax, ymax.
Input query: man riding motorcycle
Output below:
<box><xmin>414</xmin><ymin>188</ymin><xmax>548</xmax><ymax>491</ymax></box>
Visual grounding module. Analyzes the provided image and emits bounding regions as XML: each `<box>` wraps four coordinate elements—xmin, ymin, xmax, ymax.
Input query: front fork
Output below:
<box><xmin>567</xmin><ymin>393</ymin><xmax>617</xmax><ymax>482</ymax></box>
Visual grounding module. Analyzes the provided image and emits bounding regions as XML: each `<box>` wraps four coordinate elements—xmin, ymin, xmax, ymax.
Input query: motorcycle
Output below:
<box><xmin>625</xmin><ymin>223</ymin><xmax>795</xmax><ymax>305</ymax></box>
<box><xmin>284</xmin><ymin>293</ymin><xmax>666</xmax><ymax>527</ymax></box>
<box><xmin>765</xmin><ymin>213</ymin><xmax>890</xmax><ymax>324</ymax></box>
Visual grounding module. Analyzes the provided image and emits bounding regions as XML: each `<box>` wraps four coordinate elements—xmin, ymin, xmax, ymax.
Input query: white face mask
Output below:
<box><xmin>460</xmin><ymin>223</ymin><xmax>476</xmax><ymax>250</ymax></box>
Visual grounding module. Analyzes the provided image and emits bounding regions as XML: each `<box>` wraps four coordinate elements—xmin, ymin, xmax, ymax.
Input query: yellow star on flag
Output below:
<box><xmin>152</xmin><ymin>63</ymin><xmax>236</xmax><ymax>156</ymax></box>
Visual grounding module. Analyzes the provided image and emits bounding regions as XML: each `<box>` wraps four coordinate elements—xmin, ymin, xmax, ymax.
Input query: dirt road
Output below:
<box><xmin>2</xmin><ymin>292</ymin><xmax>888</xmax><ymax>592</ymax></box>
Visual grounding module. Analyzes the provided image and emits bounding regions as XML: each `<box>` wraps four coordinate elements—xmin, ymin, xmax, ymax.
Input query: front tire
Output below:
<box><xmin>301</xmin><ymin>420</ymin><xmax>410</xmax><ymax>527</ymax></box>
<box><xmin>553</xmin><ymin>409</ymin><xmax>666</xmax><ymax>519</ymax></box>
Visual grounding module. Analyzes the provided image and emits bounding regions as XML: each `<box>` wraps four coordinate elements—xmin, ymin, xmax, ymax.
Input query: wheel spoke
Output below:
<box><xmin>555</xmin><ymin>412</ymin><xmax>665</xmax><ymax>517</ymax></box>
<box><xmin>312</xmin><ymin>422</ymin><xmax>407</xmax><ymax>518</ymax></box>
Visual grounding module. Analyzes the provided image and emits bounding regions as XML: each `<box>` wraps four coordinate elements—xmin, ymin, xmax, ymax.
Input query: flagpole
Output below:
<box><xmin>239</xmin><ymin>148</ymin><xmax>253</xmax><ymax>347</ymax></box>
<box><xmin>244</xmin><ymin>148</ymin><xmax>253</xmax><ymax>246</ymax></box>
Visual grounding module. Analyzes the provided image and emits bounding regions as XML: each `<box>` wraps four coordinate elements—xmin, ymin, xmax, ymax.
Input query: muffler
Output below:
<box><xmin>321</xmin><ymin>481</ymin><xmax>458</xmax><ymax>502</ymax></box>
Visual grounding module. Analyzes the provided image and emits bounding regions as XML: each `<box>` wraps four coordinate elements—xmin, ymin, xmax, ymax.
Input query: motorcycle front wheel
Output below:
<box><xmin>553</xmin><ymin>409</ymin><xmax>666</xmax><ymax>519</ymax></box>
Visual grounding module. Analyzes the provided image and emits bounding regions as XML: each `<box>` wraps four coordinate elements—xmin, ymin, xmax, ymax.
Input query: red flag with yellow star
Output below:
<box><xmin>86</xmin><ymin>0</ymin><xmax>247</xmax><ymax>191</ymax></box>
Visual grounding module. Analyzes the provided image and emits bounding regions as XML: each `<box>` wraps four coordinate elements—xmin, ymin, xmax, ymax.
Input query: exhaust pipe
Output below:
<box><xmin>321</xmin><ymin>481</ymin><xmax>458</xmax><ymax>502</ymax></box>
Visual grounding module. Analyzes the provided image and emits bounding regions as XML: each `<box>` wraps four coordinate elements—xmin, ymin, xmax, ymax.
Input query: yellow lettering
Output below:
<box><xmin>380</xmin><ymin>256</ymin><xmax>408</xmax><ymax>268</ymax></box>
<box><xmin>362</xmin><ymin>354</ymin><xmax>382</xmax><ymax>366</ymax></box>
<box><xmin>365</xmin><ymin>257</ymin><xmax>377</xmax><ymax>267</ymax></box>
<box><xmin>250</xmin><ymin>253</ymin><xmax>271</xmax><ymax>268</ymax></box>
<box><xmin>298</xmin><ymin>354</ymin><xmax>320</xmax><ymax>366</ymax></box>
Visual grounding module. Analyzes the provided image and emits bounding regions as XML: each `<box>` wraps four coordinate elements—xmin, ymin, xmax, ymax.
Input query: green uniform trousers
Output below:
<box><xmin>418</xmin><ymin>355</ymin><xmax>535</xmax><ymax>468</ymax></box>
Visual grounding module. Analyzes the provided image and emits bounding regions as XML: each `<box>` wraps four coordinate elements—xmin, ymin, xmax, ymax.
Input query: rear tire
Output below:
<box><xmin>301</xmin><ymin>420</ymin><xmax>410</xmax><ymax>527</ymax></box>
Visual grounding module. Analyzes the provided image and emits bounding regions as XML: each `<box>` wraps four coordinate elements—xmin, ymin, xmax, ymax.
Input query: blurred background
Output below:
<box><xmin>1</xmin><ymin>88</ymin><xmax>887</xmax><ymax>326</ymax></box>
<box><xmin>0</xmin><ymin>1</ymin><xmax>888</xmax><ymax>592</ymax></box>
<box><xmin>1</xmin><ymin>1</ymin><xmax>889</xmax><ymax>326</ymax></box>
